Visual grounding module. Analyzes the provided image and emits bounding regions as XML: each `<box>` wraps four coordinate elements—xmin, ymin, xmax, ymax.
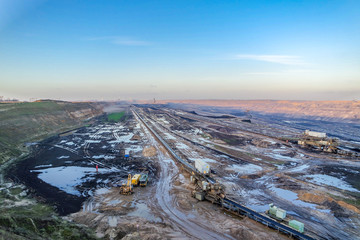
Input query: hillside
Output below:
<box><xmin>0</xmin><ymin>100</ymin><xmax>103</xmax><ymax>164</ymax></box>
<box><xmin>155</xmin><ymin>100</ymin><xmax>360</xmax><ymax>122</ymax></box>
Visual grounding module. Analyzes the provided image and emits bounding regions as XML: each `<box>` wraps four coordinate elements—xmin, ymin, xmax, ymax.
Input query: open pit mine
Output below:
<box><xmin>1</xmin><ymin>101</ymin><xmax>360</xmax><ymax>240</ymax></box>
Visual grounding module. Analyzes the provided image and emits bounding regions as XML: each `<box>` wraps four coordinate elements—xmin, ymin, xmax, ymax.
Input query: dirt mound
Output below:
<box><xmin>298</xmin><ymin>192</ymin><xmax>360</xmax><ymax>214</ymax></box>
<box><xmin>142</xmin><ymin>146</ymin><xmax>156</xmax><ymax>157</ymax></box>
<box><xmin>299</xmin><ymin>192</ymin><xmax>330</xmax><ymax>203</ymax></box>
<box><xmin>130</xmin><ymin>134</ymin><xmax>141</xmax><ymax>141</ymax></box>
<box><xmin>251</xmin><ymin>139</ymin><xmax>272</xmax><ymax>148</ymax></box>
<box><xmin>338</xmin><ymin>201</ymin><xmax>360</xmax><ymax>214</ymax></box>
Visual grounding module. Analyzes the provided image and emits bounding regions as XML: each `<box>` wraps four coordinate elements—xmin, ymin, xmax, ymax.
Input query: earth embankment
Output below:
<box><xmin>0</xmin><ymin>100</ymin><xmax>103</xmax><ymax>164</ymax></box>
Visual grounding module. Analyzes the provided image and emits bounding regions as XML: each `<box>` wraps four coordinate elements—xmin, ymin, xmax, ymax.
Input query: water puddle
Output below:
<box><xmin>127</xmin><ymin>202</ymin><xmax>161</xmax><ymax>222</ymax></box>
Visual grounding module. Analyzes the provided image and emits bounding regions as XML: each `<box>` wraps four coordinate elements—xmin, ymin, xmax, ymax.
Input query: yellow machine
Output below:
<box><xmin>131</xmin><ymin>174</ymin><xmax>141</xmax><ymax>186</ymax></box>
<box><xmin>139</xmin><ymin>172</ymin><xmax>149</xmax><ymax>187</ymax></box>
<box><xmin>119</xmin><ymin>174</ymin><xmax>133</xmax><ymax>195</ymax></box>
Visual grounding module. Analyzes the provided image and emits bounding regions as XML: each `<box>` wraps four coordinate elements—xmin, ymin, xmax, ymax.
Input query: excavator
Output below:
<box><xmin>119</xmin><ymin>174</ymin><xmax>133</xmax><ymax>195</ymax></box>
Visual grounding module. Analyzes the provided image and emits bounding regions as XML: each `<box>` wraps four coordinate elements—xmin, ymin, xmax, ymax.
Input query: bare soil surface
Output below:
<box><xmin>8</xmin><ymin>104</ymin><xmax>360</xmax><ymax>239</ymax></box>
<box><xmin>132</xmin><ymin>104</ymin><xmax>360</xmax><ymax>240</ymax></box>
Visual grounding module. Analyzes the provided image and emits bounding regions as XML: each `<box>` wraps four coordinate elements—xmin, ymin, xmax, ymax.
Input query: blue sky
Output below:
<box><xmin>0</xmin><ymin>0</ymin><xmax>359</xmax><ymax>101</ymax></box>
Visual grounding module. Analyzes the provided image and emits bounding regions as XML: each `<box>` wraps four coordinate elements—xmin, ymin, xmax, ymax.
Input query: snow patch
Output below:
<box><xmin>226</xmin><ymin>164</ymin><xmax>262</xmax><ymax>174</ymax></box>
<box><xmin>176</xmin><ymin>142</ymin><xmax>189</xmax><ymax>149</ymax></box>
<box><xmin>110</xmin><ymin>133</ymin><xmax>135</xmax><ymax>143</ymax></box>
<box><xmin>267</xmin><ymin>153</ymin><xmax>301</xmax><ymax>162</ymax></box>
<box><xmin>93</xmin><ymin>155</ymin><xmax>116</xmax><ymax>160</ymax></box>
<box><xmin>164</xmin><ymin>133</ymin><xmax>176</xmax><ymax>140</ymax></box>
<box><xmin>288</xmin><ymin>164</ymin><xmax>309</xmax><ymax>173</ymax></box>
<box><xmin>34</xmin><ymin>164</ymin><xmax>52</xmax><ymax>169</ymax></box>
<box><xmin>86</xmin><ymin>140</ymin><xmax>101</xmax><ymax>143</ymax></box>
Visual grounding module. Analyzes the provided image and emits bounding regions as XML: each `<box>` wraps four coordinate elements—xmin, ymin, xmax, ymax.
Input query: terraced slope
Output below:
<box><xmin>0</xmin><ymin>100</ymin><xmax>103</xmax><ymax>164</ymax></box>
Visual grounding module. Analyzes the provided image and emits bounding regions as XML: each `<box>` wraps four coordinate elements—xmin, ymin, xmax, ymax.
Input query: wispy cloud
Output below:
<box><xmin>85</xmin><ymin>36</ymin><xmax>151</xmax><ymax>46</ymax></box>
<box><xmin>234</xmin><ymin>54</ymin><xmax>304</xmax><ymax>65</ymax></box>
<box><xmin>245</xmin><ymin>69</ymin><xmax>316</xmax><ymax>75</ymax></box>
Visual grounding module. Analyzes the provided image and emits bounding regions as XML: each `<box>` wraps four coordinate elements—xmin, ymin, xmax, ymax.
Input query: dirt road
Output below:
<box><xmin>136</xmin><ymin>111</ymin><xmax>236</xmax><ymax>239</ymax></box>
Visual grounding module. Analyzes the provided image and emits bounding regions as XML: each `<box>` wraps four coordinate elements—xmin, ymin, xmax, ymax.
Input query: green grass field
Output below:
<box><xmin>107</xmin><ymin>111</ymin><xmax>125</xmax><ymax>122</ymax></box>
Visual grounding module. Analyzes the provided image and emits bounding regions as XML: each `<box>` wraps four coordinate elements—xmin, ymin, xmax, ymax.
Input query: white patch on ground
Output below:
<box><xmin>176</xmin><ymin>142</ymin><xmax>189</xmax><ymax>149</ymax></box>
<box><xmin>276</xmin><ymin>165</ymin><xmax>286</xmax><ymax>170</ymax></box>
<box><xmin>266</xmin><ymin>139</ymin><xmax>277</xmax><ymax>144</ymax></box>
<box><xmin>108</xmin><ymin>199</ymin><xmax>122</xmax><ymax>205</ymax></box>
<box><xmin>338</xmin><ymin>167</ymin><xmax>359</xmax><ymax>174</ymax></box>
<box><xmin>110</xmin><ymin>133</ymin><xmax>135</xmax><ymax>143</ymax></box>
<box><xmin>318</xmin><ymin>208</ymin><xmax>331</xmax><ymax>214</ymax></box>
<box><xmin>95</xmin><ymin>188</ymin><xmax>110</xmax><ymax>195</ymax></box>
<box><xmin>57</xmin><ymin>155</ymin><xmax>70</xmax><ymax>159</ymax></box>
<box><xmin>31</xmin><ymin>166</ymin><xmax>113</xmax><ymax>196</ymax></box>
<box><xmin>158</xmin><ymin>118</ymin><xmax>170</xmax><ymax>124</ymax></box>
<box><xmin>288</xmin><ymin>164</ymin><xmax>309</xmax><ymax>173</ymax></box>
<box><xmin>304</xmin><ymin>174</ymin><xmax>360</xmax><ymax>193</ymax></box>
<box><xmin>93</xmin><ymin>155</ymin><xmax>115</xmax><ymax>160</ymax></box>
<box><xmin>34</xmin><ymin>164</ymin><xmax>53</xmax><ymax>168</ymax></box>
<box><xmin>193</xmin><ymin>128</ymin><xmax>203</xmax><ymax>135</ymax></box>
<box><xmin>164</xmin><ymin>132</ymin><xmax>176</xmax><ymax>140</ymax></box>
<box><xmin>13</xmin><ymin>199</ymin><xmax>34</xmax><ymax>207</ymax></box>
<box><xmin>267</xmin><ymin>153</ymin><xmax>301</xmax><ymax>162</ymax></box>
<box><xmin>128</xmin><ymin>145</ymin><xmax>143</xmax><ymax>153</ymax></box>
<box><xmin>65</xmin><ymin>141</ymin><xmax>75</xmax><ymax>146</ymax></box>
<box><xmin>226</xmin><ymin>164</ymin><xmax>262</xmax><ymax>174</ymax></box>
<box><xmin>86</xmin><ymin>140</ymin><xmax>101</xmax><ymax>143</ymax></box>
<box><xmin>108</xmin><ymin>216</ymin><xmax>118</xmax><ymax>227</ymax></box>
<box><xmin>97</xmin><ymin>130</ymin><xmax>112</xmax><ymax>134</ymax></box>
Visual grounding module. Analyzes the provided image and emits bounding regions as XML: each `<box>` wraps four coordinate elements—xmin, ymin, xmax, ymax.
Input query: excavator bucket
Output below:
<box><xmin>119</xmin><ymin>174</ymin><xmax>133</xmax><ymax>195</ymax></box>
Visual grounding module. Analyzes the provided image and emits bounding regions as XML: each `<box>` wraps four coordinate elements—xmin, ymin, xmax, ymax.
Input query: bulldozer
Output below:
<box><xmin>119</xmin><ymin>174</ymin><xmax>133</xmax><ymax>195</ymax></box>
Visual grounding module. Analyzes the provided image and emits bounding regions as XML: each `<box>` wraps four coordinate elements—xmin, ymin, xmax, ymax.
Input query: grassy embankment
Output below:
<box><xmin>0</xmin><ymin>100</ymin><xmax>102</xmax><ymax>164</ymax></box>
<box><xmin>107</xmin><ymin>111</ymin><xmax>126</xmax><ymax>122</ymax></box>
<box><xmin>0</xmin><ymin>100</ymin><xmax>103</xmax><ymax>239</ymax></box>
<box><xmin>0</xmin><ymin>201</ymin><xmax>97</xmax><ymax>240</ymax></box>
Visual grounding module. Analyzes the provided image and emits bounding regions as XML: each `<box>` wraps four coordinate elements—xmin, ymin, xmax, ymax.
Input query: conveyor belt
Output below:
<box><xmin>132</xmin><ymin>107</ymin><xmax>315</xmax><ymax>240</ymax></box>
<box><xmin>222</xmin><ymin>198</ymin><xmax>314</xmax><ymax>240</ymax></box>
<box><xmin>133</xmin><ymin>108</ymin><xmax>211</xmax><ymax>181</ymax></box>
